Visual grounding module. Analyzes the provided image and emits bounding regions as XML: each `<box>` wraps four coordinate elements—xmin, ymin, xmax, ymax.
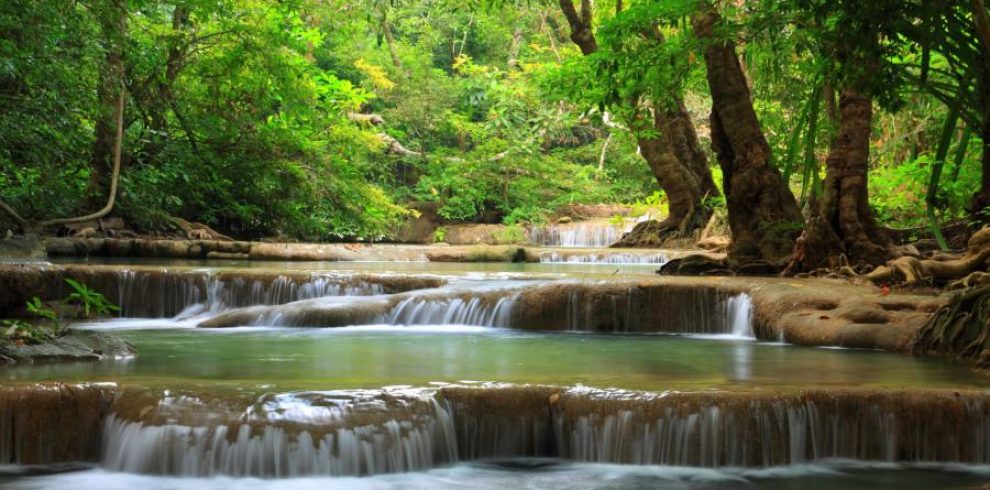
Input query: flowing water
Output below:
<box><xmin>529</xmin><ymin>219</ymin><xmax>639</xmax><ymax>247</ymax></box>
<box><xmin>4</xmin><ymin>256</ymin><xmax>990</xmax><ymax>489</ymax></box>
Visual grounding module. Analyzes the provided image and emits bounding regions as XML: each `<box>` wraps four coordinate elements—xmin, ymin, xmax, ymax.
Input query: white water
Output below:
<box><xmin>385</xmin><ymin>293</ymin><xmax>519</xmax><ymax>328</ymax></box>
<box><xmin>529</xmin><ymin>220</ymin><xmax>637</xmax><ymax>248</ymax></box>
<box><xmin>725</xmin><ymin>293</ymin><xmax>754</xmax><ymax>338</ymax></box>
<box><xmin>101</xmin><ymin>393</ymin><xmax>458</xmax><ymax>477</ymax></box>
<box><xmin>11</xmin><ymin>460</ymin><xmax>990</xmax><ymax>490</ymax></box>
<box><xmin>538</xmin><ymin>252</ymin><xmax>668</xmax><ymax>265</ymax></box>
<box><xmin>114</xmin><ymin>270</ymin><xmax>384</xmax><ymax>318</ymax></box>
<box><xmin>79</xmin><ymin>384</ymin><xmax>990</xmax><ymax>479</ymax></box>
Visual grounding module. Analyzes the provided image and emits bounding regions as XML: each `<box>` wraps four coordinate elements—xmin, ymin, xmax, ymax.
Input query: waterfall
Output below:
<box><xmin>724</xmin><ymin>294</ymin><xmax>754</xmax><ymax>338</ymax></box>
<box><xmin>201</xmin><ymin>283</ymin><xmax>754</xmax><ymax>335</ymax></box>
<box><xmin>5</xmin><ymin>385</ymin><xmax>990</xmax><ymax>476</ymax></box>
<box><xmin>529</xmin><ymin>220</ymin><xmax>635</xmax><ymax>248</ymax></box>
<box><xmin>553</xmin><ymin>392</ymin><xmax>990</xmax><ymax>467</ymax></box>
<box><xmin>538</xmin><ymin>252</ymin><xmax>668</xmax><ymax>264</ymax></box>
<box><xmin>112</xmin><ymin>270</ymin><xmax>385</xmax><ymax>318</ymax></box>
<box><xmin>385</xmin><ymin>292</ymin><xmax>519</xmax><ymax>327</ymax></box>
<box><xmin>100</xmin><ymin>392</ymin><xmax>458</xmax><ymax>477</ymax></box>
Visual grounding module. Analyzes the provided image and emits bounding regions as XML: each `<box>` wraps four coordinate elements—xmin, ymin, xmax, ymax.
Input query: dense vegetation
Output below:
<box><xmin>1</xmin><ymin>0</ymin><xmax>987</xmax><ymax>268</ymax></box>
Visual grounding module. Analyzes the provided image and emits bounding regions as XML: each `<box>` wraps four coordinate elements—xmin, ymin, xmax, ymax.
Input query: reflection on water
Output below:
<box><xmin>3</xmin><ymin>327</ymin><xmax>984</xmax><ymax>393</ymax></box>
<box><xmin>49</xmin><ymin>255</ymin><xmax>666</xmax><ymax>276</ymax></box>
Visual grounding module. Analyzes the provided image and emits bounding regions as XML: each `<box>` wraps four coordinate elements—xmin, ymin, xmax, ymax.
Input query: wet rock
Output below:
<box><xmin>0</xmin><ymin>263</ymin><xmax>447</xmax><ymax>318</ymax></box>
<box><xmin>0</xmin><ymin>234</ymin><xmax>45</xmax><ymax>261</ymax></box>
<box><xmin>0</xmin><ymin>331</ymin><xmax>134</xmax><ymax>365</ymax></box>
<box><xmin>748</xmin><ymin>278</ymin><xmax>941</xmax><ymax>350</ymax></box>
<box><xmin>658</xmin><ymin>254</ymin><xmax>733</xmax><ymax>275</ymax></box>
<box><xmin>425</xmin><ymin>246</ymin><xmax>523</xmax><ymax>262</ymax></box>
<box><xmin>198</xmin><ymin>296</ymin><xmax>395</xmax><ymax>328</ymax></box>
<box><xmin>0</xmin><ymin>383</ymin><xmax>117</xmax><ymax>464</ymax></box>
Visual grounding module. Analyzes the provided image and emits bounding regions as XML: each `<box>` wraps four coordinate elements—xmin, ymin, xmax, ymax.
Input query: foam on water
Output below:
<box><xmin>7</xmin><ymin>460</ymin><xmax>990</xmax><ymax>490</ymax></box>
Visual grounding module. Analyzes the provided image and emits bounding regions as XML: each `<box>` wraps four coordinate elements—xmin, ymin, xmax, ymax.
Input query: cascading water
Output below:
<box><xmin>202</xmin><ymin>283</ymin><xmax>754</xmax><ymax>336</ymax></box>
<box><xmin>538</xmin><ymin>252</ymin><xmax>668</xmax><ymax>265</ymax></box>
<box><xmin>385</xmin><ymin>293</ymin><xmax>519</xmax><ymax>327</ymax></box>
<box><xmin>112</xmin><ymin>270</ymin><xmax>386</xmax><ymax>318</ymax></box>
<box><xmin>529</xmin><ymin>219</ymin><xmax>637</xmax><ymax>248</ymax></box>
<box><xmin>100</xmin><ymin>391</ymin><xmax>458</xmax><ymax>477</ymax></box>
<box><xmin>552</xmin><ymin>390</ymin><xmax>990</xmax><ymax>467</ymax></box>
<box><xmin>69</xmin><ymin>386</ymin><xmax>990</xmax><ymax>479</ymax></box>
<box><xmin>724</xmin><ymin>293</ymin><xmax>754</xmax><ymax>338</ymax></box>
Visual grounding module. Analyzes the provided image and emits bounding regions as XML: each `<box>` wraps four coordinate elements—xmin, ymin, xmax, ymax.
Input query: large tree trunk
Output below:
<box><xmin>786</xmin><ymin>88</ymin><xmax>890</xmax><ymax>273</ymax></box>
<box><xmin>558</xmin><ymin>0</ymin><xmax>718</xmax><ymax>245</ymax></box>
<box><xmin>977</xmin><ymin>124</ymin><xmax>990</xmax><ymax>217</ymax></box>
<box><xmin>659</xmin><ymin>100</ymin><xmax>720</xmax><ymax>200</ymax></box>
<box><xmin>89</xmin><ymin>1</ymin><xmax>127</xmax><ymax>208</ymax></box>
<box><xmin>381</xmin><ymin>10</ymin><xmax>402</xmax><ymax>69</ymax></box>
<box><xmin>693</xmin><ymin>7</ymin><xmax>802</xmax><ymax>269</ymax></box>
<box><xmin>507</xmin><ymin>25</ymin><xmax>524</xmax><ymax>69</ymax></box>
<box><xmin>971</xmin><ymin>0</ymin><xmax>990</xmax><ymax>220</ymax></box>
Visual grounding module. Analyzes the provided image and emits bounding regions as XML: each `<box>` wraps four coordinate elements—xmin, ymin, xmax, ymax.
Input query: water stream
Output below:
<box><xmin>2</xmin><ymin>258</ymin><xmax>989</xmax><ymax>489</ymax></box>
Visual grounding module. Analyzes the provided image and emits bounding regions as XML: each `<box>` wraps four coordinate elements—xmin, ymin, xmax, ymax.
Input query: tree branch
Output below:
<box><xmin>971</xmin><ymin>0</ymin><xmax>990</xmax><ymax>58</ymax></box>
<box><xmin>558</xmin><ymin>0</ymin><xmax>598</xmax><ymax>54</ymax></box>
<box><xmin>39</xmin><ymin>88</ymin><xmax>125</xmax><ymax>227</ymax></box>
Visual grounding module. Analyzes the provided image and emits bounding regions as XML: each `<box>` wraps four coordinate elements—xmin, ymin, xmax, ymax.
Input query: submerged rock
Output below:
<box><xmin>0</xmin><ymin>331</ymin><xmax>134</xmax><ymax>365</ymax></box>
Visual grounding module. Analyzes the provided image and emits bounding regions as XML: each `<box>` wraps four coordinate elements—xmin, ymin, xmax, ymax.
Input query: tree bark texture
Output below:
<box><xmin>381</xmin><ymin>10</ymin><xmax>402</xmax><ymax>69</ymax></box>
<box><xmin>971</xmin><ymin>0</ymin><xmax>990</xmax><ymax>219</ymax></box>
<box><xmin>693</xmin><ymin>7</ymin><xmax>802</xmax><ymax>268</ymax></box>
<box><xmin>558</xmin><ymin>0</ymin><xmax>719</xmax><ymax>244</ymax></box>
<box><xmin>787</xmin><ymin>88</ymin><xmax>890</xmax><ymax>273</ymax></box>
<box><xmin>89</xmin><ymin>1</ymin><xmax>127</xmax><ymax>207</ymax></box>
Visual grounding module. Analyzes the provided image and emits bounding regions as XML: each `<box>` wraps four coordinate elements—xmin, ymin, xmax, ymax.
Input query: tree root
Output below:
<box><xmin>612</xmin><ymin>206</ymin><xmax>711</xmax><ymax>249</ymax></box>
<box><xmin>866</xmin><ymin>227</ymin><xmax>990</xmax><ymax>286</ymax></box>
<box><xmin>913</xmin><ymin>284</ymin><xmax>990</xmax><ymax>368</ymax></box>
<box><xmin>172</xmin><ymin>217</ymin><xmax>233</xmax><ymax>242</ymax></box>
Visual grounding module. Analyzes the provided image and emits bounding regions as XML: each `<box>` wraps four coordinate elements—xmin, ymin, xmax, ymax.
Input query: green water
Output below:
<box><xmin>4</xmin><ymin>325</ymin><xmax>986</xmax><ymax>394</ymax></box>
<box><xmin>49</xmin><ymin>255</ymin><xmax>665</xmax><ymax>276</ymax></box>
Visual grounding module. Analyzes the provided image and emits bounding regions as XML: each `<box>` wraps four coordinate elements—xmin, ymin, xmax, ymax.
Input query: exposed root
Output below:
<box><xmin>657</xmin><ymin>254</ymin><xmax>732</xmax><ymax>275</ymax></box>
<box><xmin>866</xmin><ymin>227</ymin><xmax>990</xmax><ymax>286</ymax></box>
<box><xmin>949</xmin><ymin>271</ymin><xmax>990</xmax><ymax>291</ymax></box>
<box><xmin>172</xmin><ymin>217</ymin><xmax>234</xmax><ymax>242</ymax></box>
<box><xmin>612</xmin><ymin>207</ymin><xmax>709</xmax><ymax>249</ymax></box>
<box><xmin>913</xmin><ymin>284</ymin><xmax>990</xmax><ymax>368</ymax></box>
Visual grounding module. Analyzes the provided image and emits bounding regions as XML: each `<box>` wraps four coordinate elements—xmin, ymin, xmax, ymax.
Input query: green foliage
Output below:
<box><xmin>64</xmin><ymin>278</ymin><xmax>119</xmax><ymax>318</ymax></box>
<box><xmin>0</xmin><ymin>0</ymin><xmax>985</xmax><ymax>238</ymax></box>
<box><xmin>490</xmin><ymin>224</ymin><xmax>526</xmax><ymax>244</ymax></box>
<box><xmin>2</xmin><ymin>320</ymin><xmax>49</xmax><ymax>345</ymax></box>
<box><xmin>433</xmin><ymin>226</ymin><xmax>447</xmax><ymax>243</ymax></box>
<box><xmin>8</xmin><ymin>280</ymin><xmax>119</xmax><ymax>343</ymax></box>
<box><xmin>25</xmin><ymin>297</ymin><xmax>59</xmax><ymax>334</ymax></box>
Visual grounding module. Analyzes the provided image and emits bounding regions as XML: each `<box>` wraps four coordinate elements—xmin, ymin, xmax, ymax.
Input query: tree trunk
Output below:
<box><xmin>971</xmin><ymin>0</ymin><xmax>990</xmax><ymax>220</ymax></box>
<box><xmin>658</xmin><ymin>100</ymin><xmax>720</xmax><ymax>200</ymax></box>
<box><xmin>381</xmin><ymin>10</ymin><xmax>402</xmax><ymax>69</ymax></box>
<box><xmin>975</xmin><ymin>122</ymin><xmax>990</xmax><ymax>217</ymax></box>
<box><xmin>693</xmin><ymin>7</ymin><xmax>802</xmax><ymax>269</ymax></box>
<box><xmin>639</xmin><ymin>112</ymin><xmax>707</xmax><ymax>234</ymax></box>
<box><xmin>507</xmin><ymin>25</ymin><xmax>524</xmax><ymax>69</ymax></box>
<box><xmin>89</xmin><ymin>2</ymin><xmax>127</xmax><ymax>208</ymax></box>
<box><xmin>786</xmin><ymin>88</ymin><xmax>890</xmax><ymax>273</ymax></box>
<box><xmin>143</xmin><ymin>6</ymin><xmax>188</xmax><ymax>158</ymax></box>
<box><xmin>557</xmin><ymin>0</ymin><xmax>598</xmax><ymax>54</ymax></box>
<box><xmin>558</xmin><ymin>0</ymin><xmax>718</xmax><ymax>245</ymax></box>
